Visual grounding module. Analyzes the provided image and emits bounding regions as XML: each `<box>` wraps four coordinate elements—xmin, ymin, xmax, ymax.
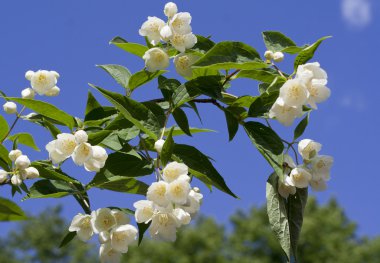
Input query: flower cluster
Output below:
<box><xmin>134</xmin><ymin>161</ymin><xmax>203</xmax><ymax>242</ymax></box>
<box><xmin>69</xmin><ymin>208</ymin><xmax>137</xmax><ymax>263</ymax></box>
<box><xmin>25</xmin><ymin>69</ymin><xmax>60</xmax><ymax>97</ymax></box>
<box><xmin>278</xmin><ymin>139</ymin><xmax>334</xmax><ymax>198</ymax></box>
<box><xmin>269</xmin><ymin>62</ymin><xmax>331</xmax><ymax>126</ymax></box>
<box><xmin>46</xmin><ymin>130</ymin><xmax>108</xmax><ymax>172</ymax></box>
<box><xmin>264</xmin><ymin>50</ymin><xmax>285</xmax><ymax>63</ymax></box>
<box><xmin>0</xmin><ymin>149</ymin><xmax>39</xmax><ymax>186</ymax></box>
<box><xmin>139</xmin><ymin>2</ymin><xmax>198</xmax><ymax>77</ymax></box>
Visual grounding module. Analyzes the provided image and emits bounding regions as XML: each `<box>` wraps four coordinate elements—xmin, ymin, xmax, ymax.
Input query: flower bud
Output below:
<box><xmin>273</xmin><ymin>52</ymin><xmax>284</xmax><ymax>62</ymax></box>
<box><xmin>74</xmin><ymin>130</ymin><xmax>88</xmax><ymax>144</ymax></box>
<box><xmin>11</xmin><ymin>174</ymin><xmax>22</xmax><ymax>186</ymax></box>
<box><xmin>0</xmin><ymin>170</ymin><xmax>8</xmax><ymax>183</ymax></box>
<box><xmin>23</xmin><ymin>167</ymin><xmax>40</xmax><ymax>179</ymax></box>
<box><xmin>154</xmin><ymin>139</ymin><xmax>165</xmax><ymax>153</ymax></box>
<box><xmin>45</xmin><ymin>86</ymin><xmax>60</xmax><ymax>97</ymax></box>
<box><xmin>21</xmin><ymin>88</ymin><xmax>35</xmax><ymax>99</ymax></box>
<box><xmin>164</xmin><ymin>2</ymin><xmax>178</xmax><ymax>17</ymax></box>
<box><xmin>264</xmin><ymin>50</ymin><xmax>274</xmax><ymax>60</ymax></box>
<box><xmin>15</xmin><ymin>155</ymin><xmax>31</xmax><ymax>169</ymax></box>
<box><xmin>160</xmin><ymin>25</ymin><xmax>173</xmax><ymax>41</ymax></box>
<box><xmin>9</xmin><ymin>149</ymin><xmax>22</xmax><ymax>162</ymax></box>
<box><xmin>25</xmin><ymin>70</ymin><xmax>35</xmax><ymax>81</ymax></box>
<box><xmin>3</xmin><ymin>102</ymin><xmax>17</xmax><ymax>114</ymax></box>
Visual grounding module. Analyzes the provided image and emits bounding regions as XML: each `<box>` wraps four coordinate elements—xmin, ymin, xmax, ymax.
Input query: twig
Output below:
<box><xmin>0</xmin><ymin>106</ymin><xmax>26</xmax><ymax>144</ymax></box>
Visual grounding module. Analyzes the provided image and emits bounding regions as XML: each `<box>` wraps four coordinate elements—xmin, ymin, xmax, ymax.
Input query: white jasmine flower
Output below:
<box><xmin>310</xmin><ymin>178</ymin><xmax>327</xmax><ymax>192</ymax></box>
<box><xmin>99</xmin><ymin>242</ymin><xmax>122</xmax><ymax>263</ymax></box>
<box><xmin>173</xmin><ymin>208</ymin><xmax>191</xmax><ymax>225</ymax></box>
<box><xmin>84</xmin><ymin>146</ymin><xmax>108</xmax><ymax>172</ymax></box>
<box><xmin>55</xmin><ymin>133</ymin><xmax>77</xmax><ymax>156</ymax></box>
<box><xmin>8</xmin><ymin>149</ymin><xmax>22</xmax><ymax>162</ymax></box>
<box><xmin>166</xmin><ymin>179</ymin><xmax>191</xmax><ymax>205</ymax></box>
<box><xmin>298</xmin><ymin>139</ymin><xmax>322</xmax><ymax>160</ymax></box>
<box><xmin>174</xmin><ymin>53</ymin><xmax>199</xmax><ymax>77</ymax></box>
<box><xmin>278</xmin><ymin>79</ymin><xmax>308</xmax><ymax>107</ymax></box>
<box><xmin>287</xmin><ymin>167</ymin><xmax>312</xmax><ymax>188</ymax></box>
<box><xmin>273</xmin><ymin>51</ymin><xmax>284</xmax><ymax>62</ymax></box>
<box><xmin>163</xmin><ymin>162</ymin><xmax>189</xmax><ymax>182</ymax></box>
<box><xmin>311</xmin><ymin>155</ymin><xmax>334</xmax><ymax>181</ymax></box>
<box><xmin>264</xmin><ymin>50</ymin><xmax>274</xmax><ymax>60</ymax></box>
<box><xmin>149</xmin><ymin>212</ymin><xmax>178</xmax><ymax>242</ymax></box>
<box><xmin>139</xmin><ymin>16</ymin><xmax>166</xmax><ymax>45</ymax></box>
<box><xmin>170</xmin><ymin>12</ymin><xmax>192</xmax><ymax>35</ymax></box>
<box><xmin>306</xmin><ymin>79</ymin><xmax>331</xmax><ymax>109</ymax></box>
<box><xmin>45</xmin><ymin>86</ymin><xmax>60</xmax><ymax>97</ymax></box>
<box><xmin>160</xmin><ymin>25</ymin><xmax>173</xmax><ymax>41</ymax></box>
<box><xmin>74</xmin><ymin>130</ymin><xmax>88</xmax><ymax>144</ymax></box>
<box><xmin>23</xmin><ymin>167</ymin><xmax>39</xmax><ymax>179</ymax></box>
<box><xmin>297</xmin><ymin>62</ymin><xmax>327</xmax><ymax>82</ymax></box>
<box><xmin>50</xmin><ymin>71</ymin><xmax>60</xmax><ymax>79</ymax></box>
<box><xmin>45</xmin><ymin>140</ymin><xmax>69</xmax><ymax>164</ymax></box>
<box><xmin>30</xmin><ymin>70</ymin><xmax>58</xmax><ymax>95</ymax></box>
<box><xmin>25</xmin><ymin>70</ymin><xmax>34</xmax><ymax>81</ymax></box>
<box><xmin>284</xmin><ymin>154</ymin><xmax>296</xmax><ymax>169</ymax></box>
<box><xmin>180</xmin><ymin>189</ymin><xmax>203</xmax><ymax>215</ymax></box>
<box><xmin>15</xmin><ymin>155</ymin><xmax>30</xmax><ymax>169</ymax></box>
<box><xmin>143</xmin><ymin>48</ymin><xmax>170</xmax><ymax>72</ymax></box>
<box><xmin>91</xmin><ymin>208</ymin><xmax>117</xmax><ymax>234</ymax></box>
<box><xmin>72</xmin><ymin>142</ymin><xmax>93</xmax><ymax>166</ymax></box>
<box><xmin>170</xmin><ymin>33</ymin><xmax>197</xmax><ymax>53</ymax></box>
<box><xmin>269</xmin><ymin>98</ymin><xmax>303</xmax><ymax>126</ymax></box>
<box><xmin>110</xmin><ymin>224</ymin><xmax>138</xmax><ymax>253</ymax></box>
<box><xmin>154</xmin><ymin>139</ymin><xmax>165</xmax><ymax>153</ymax></box>
<box><xmin>0</xmin><ymin>170</ymin><xmax>8</xmax><ymax>183</ymax></box>
<box><xmin>147</xmin><ymin>181</ymin><xmax>170</xmax><ymax>207</ymax></box>
<box><xmin>3</xmin><ymin>102</ymin><xmax>17</xmax><ymax>114</ymax></box>
<box><xmin>99</xmin><ymin>231</ymin><xmax>110</xmax><ymax>244</ymax></box>
<box><xmin>164</xmin><ymin>2</ymin><xmax>178</xmax><ymax>17</ymax></box>
<box><xmin>69</xmin><ymin>213</ymin><xmax>94</xmax><ymax>242</ymax></box>
<box><xmin>21</xmin><ymin>88</ymin><xmax>35</xmax><ymax>99</ymax></box>
<box><xmin>11</xmin><ymin>174</ymin><xmax>22</xmax><ymax>186</ymax></box>
<box><xmin>111</xmin><ymin>210</ymin><xmax>130</xmax><ymax>226</ymax></box>
<box><xmin>133</xmin><ymin>200</ymin><xmax>154</xmax><ymax>224</ymax></box>
<box><xmin>278</xmin><ymin>179</ymin><xmax>296</xmax><ymax>198</ymax></box>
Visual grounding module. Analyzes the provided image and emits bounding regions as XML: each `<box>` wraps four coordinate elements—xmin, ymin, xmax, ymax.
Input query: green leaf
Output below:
<box><xmin>173</xmin><ymin>144</ymin><xmax>237</xmax><ymax>198</ymax></box>
<box><xmin>87</xmin><ymin>130</ymin><xmax>113</xmax><ymax>145</ymax></box>
<box><xmin>24</xmin><ymin>180</ymin><xmax>74</xmax><ymax>200</ymax></box>
<box><xmin>88</xmin><ymin>174</ymin><xmax>148</xmax><ymax>195</ymax></box>
<box><xmin>0</xmin><ymin>197</ymin><xmax>27</xmax><ymax>221</ymax></box>
<box><xmin>137</xmin><ymin>221</ymin><xmax>151</xmax><ymax>246</ymax></box>
<box><xmin>110</xmin><ymin>36</ymin><xmax>149</xmax><ymax>57</ymax></box>
<box><xmin>158</xmin><ymin>77</ymin><xmax>181</xmax><ymax>102</ymax></box>
<box><xmin>59</xmin><ymin>231</ymin><xmax>77</xmax><ymax>248</ymax></box>
<box><xmin>0</xmin><ymin>144</ymin><xmax>11</xmax><ymax>170</ymax></box>
<box><xmin>8</xmin><ymin>98</ymin><xmax>76</xmax><ymax>129</ymax></box>
<box><xmin>293</xmin><ymin>113</ymin><xmax>310</xmax><ymax>141</ymax></box>
<box><xmin>294</xmin><ymin>36</ymin><xmax>331</xmax><ymax>70</ymax></box>
<box><xmin>236</xmin><ymin>68</ymin><xmax>285</xmax><ymax>84</ymax></box>
<box><xmin>266</xmin><ymin>173</ymin><xmax>291</xmax><ymax>261</ymax></box>
<box><xmin>31</xmin><ymin>162</ymin><xmax>80</xmax><ymax>184</ymax></box>
<box><xmin>8</xmin><ymin>133</ymin><xmax>40</xmax><ymax>151</ymax></box>
<box><xmin>288</xmin><ymin>188</ymin><xmax>308</xmax><ymax>261</ymax></box>
<box><xmin>161</xmin><ymin>127</ymin><xmax>174</xmax><ymax>166</ymax></box>
<box><xmin>0</xmin><ymin>115</ymin><xmax>9</xmax><ymax>142</ymax></box>
<box><xmin>163</xmin><ymin>127</ymin><xmax>215</xmax><ymax>137</ymax></box>
<box><xmin>128</xmin><ymin>70</ymin><xmax>166</xmax><ymax>91</ymax></box>
<box><xmin>91</xmin><ymin>85</ymin><xmax>160</xmax><ymax>140</ymax></box>
<box><xmin>262</xmin><ymin>31</ymin><xmax>296</xmax><ymax>52</ymax></box>
<box><xmin>192</xmin><ymin>35</ymin><xmax>215</xmax><ymax>53</ymax></box>
<box><xmin>97</xmin><ymin>64</ymin><xmax>131</xmax><ymax>91</ymax></box>
<box><xmin>224</xmin><ymin>109</ymin><xmax>239</xmax><ymax>141</ymax></box>
<box><xmin>193</xmin><ymin>41</ymin><xmax>267</xmax><ymax>70</ymax></box>
<box><xmin>84</xmin><ymin>92</ymin><xmax>118</xmax><ymax>123</ymax></box>
<box><xmin>248</xmin><ymin>91</ymin><xmax>279</xmax><ymax>118</ymax></box>
<box><xmin>172</xmin><ymin>108</ymin><xmax>191</xmax><ymax>136</ymax></box>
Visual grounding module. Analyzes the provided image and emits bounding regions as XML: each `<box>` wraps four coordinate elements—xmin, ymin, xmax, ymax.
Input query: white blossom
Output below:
<box><xmin>164</xmin><ymin>2</ymin><xmax>178</xmax><ymax>17</ymax></box>
<box><xmin>72</xmin><ymin>142</ymin><xmax>93</xmax><ymax>166</ymax></box>
<box><xmin>54</xmin><ymin>133</ymin><xmax>77</xmax><ymax>156</ymax></box>
<box><xmin>173</xmin><ymin>53</ymin><xmax>198</xmax><ymax>77</ymax></box>
<box><xmin>99</xmin><ymin>242</ymin><xmax>122</xmax><ymax>263</ymax></box>
<box><xmin>163</xmin><ymin>162</ymin><xmax>189</xmax><ymax>182</ymax></box>
<box><xmin>45</xmin><ymin>86</ymin><xmax>60</xmax><ymax>97</ymax></box>
<box><xmin>69</xmin><ymin>213</ymin><xmax>94</xmax><ymax>242</ymax></box>
<box><xmin>278</xmin><ymin>79</ymin><xmax>308</xmax><ymax>107</ymax></box>
<box><xmin>110</xmin><ymin>224</ymin><xmax>138</xmax><ymax>253</ymax></box>
<box><xmin>170</xmin><ymin>12</ymin><xmax>192</xmax><ymax>35</ymax></box>
<box><xmin>139</xmin><ymin>16</ymin><xmax>166</xmax><ymax>45</ymax></box>
<box><xmin>46</xmin><ymin>140</ymin><xmax>69</xmax><ymax>164</ymax></box>
<box><xmin>15</xmin><ymin>155</ymin><xmax>30</xmax><ymax>169</ymax></box>
<box><xmin>143</xmin><ymin>48</ymin><xmax>170</xmax><ymax>72</ymax></box>
<box><xmin>91</xmin><ymin>208</ymin><xmax>117</xmax><ymax>234</ymax></box>
<box><xmin>8</xmin><ymin>149</ymin><xmax>22</xmax><ymax>162</ymax></box>
<box><xmin>74</xmin><ymin>130</ymin><xmax>88</xmax><ymax>144</ymax></box>
<box><xmin>284</xmin><ymin>154</ymin><xmax>296</xmax><ymax>172</ymax></box>
<box><xmin>278</xmin><ymin>179</ymin><xmax>296</xmax><ymax>198</ymax></box>
<box><xmin>310</xmin><ymin>178</ymin><xmax>327</xmax><ymax>192</ymax></box>
<box><xmin>273</xmin><ymin>51</ymin><xmax>284</xmax><ymax>62</ymax></box>
<box><xmin>298</xmin><ymin>139</ymin><xmax>322</xmax><ymax>161</ymax></box>
<box><xmin>21</xmin><ymin>88</ymin><xmax>35</xmax><ymax>99</ymax></box>
<box><xmin>0</xmin><ymin>170</ymin><xmax>8</xmax><ymax>183</ymax></box>
<box><xmin>160</xmin><ymin>25</ymin><xmax>173</xmax><ymax>41</ymax></box>
<box><xmin>170</xmin><ymin>33</ymin><xmax>197</xmax><ymax>53</ymax></box>
<box><xmin>3</xmin><ymin>102</ymin><xmax>17</xmax><ymax>114</ymax></box>
<box><xmin>133</xmin><ymin>200</ymin><xmax>154</xmax><ymax>224</ymax></box>
<box><xmin>30</xmin><ymin>70</ymin><xmax>58</xmax><ymax>95</ymax></box>
<box><xmin>22</xmin><ymin>167</ymin><xmax>39</xmax><ymax>179</ymax></box>
<box><xmin>84</xmin><ymin>146</ymin><xmax>108</xmax><ymax>172</ymax></box>
<box><xmin>111</xmin><ymin>210</ymin><xmax>130</xmax><ymax>226</ymax></box>
<box><xmin>149</xmin><ymin>212</ymin><xmax>178</xmax><ymax>242</ymax></box>
<box><xmin>11</xmin><ymin>174</ymin><xmax>22</xmax><ymax>186</ymax></box>
<box><xmin>287</xmin><ymin>167</ymin><xmax>312</xmax><ymax>188</ymax></box>
<box><xmin>264</xmin><ymin>50</ymin><xmax>274</xmax><ymax>60</ymax></box>
<box><xmin>154</xmin><ymin>139</ymin><xmax>165</xmax><ymax>153</ymax></box>
<box><xmin>180</xmin><ymin>189</ymin><xmax>203</xmax><ymax>215</ymax></box>
<box><xmin>147</xmin><ymin>181</ymin><xmax>170</xmax><ymax>207</ymax></box>
<box><xmin>311</xmin><ymin>155</ymin><xmax>334</xmax><ymax>181</ymax></box>
<box><xmin>25</xmin><ymin>70</ymin><xmax>34</xmax><ymax>81</ymax></box>
<box><xmin>166</xmin><ymin>179</ymin><xmax>191</xmax><ymax>205</ymax></box>
<box><xmin>297</xmin><ymin>62</ymin><xmax>327</xmax><ymax>82</ymax></box>
<box><xmin>99</xmin><ymin>231</ymin><xmax>110</xmax><ymax>244</ymax></box>
<box><xmin>269</xmin><ymin>98</ymin><xmax>303</xmax><ymax>126</ymax></box>
<box><xmin>172</xmin><ymin>208</ymin><xmax>191</xmax><ymax>225</ymax></box>
<box><xmin>50</xmin><ymin>71</ymin><xmax>60</xmax><ymax>79</ymax></box>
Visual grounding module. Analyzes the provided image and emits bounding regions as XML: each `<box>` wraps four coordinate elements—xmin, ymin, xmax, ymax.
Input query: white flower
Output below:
<box><xmin>160</xmin><ymin>25</ymin><xmax>173</xmax><ymax>41</ymax></box>
<box><xmin>180</xmin><ymin>189</ymin><xmax>203</xmax><ymax>215</ymax></box>
<box><xmin>0</xmin><ymin>170</ymin><xmax>8</xmax><ymax>183</ymax></box>
<box><xmin>311</xmin><ymin>155</ymin><xmax>334</xmax><ymax>181</ymax></box>
<box><xmin>110</xmin><ymin>224</ymin><xmax>138</xmax><ymax>253</ymax></box>
<box><xmin>139</xmin><ymin>16</ymin><xmax>166</xmax><ymax>45</ymax></box>
<box><xmin>306</xmin><ymin>79</ymin><xmax>331</xmax><ymax>109</ymax></box>
<box><xmin>287</xmin><ymin>167</ymin><xmax>312</xmax><ymax>188</ymax></box>
<box><xmin>84</xmin><ymin>146</ymin><xmax>108</xmax><ymax>172</ymax></box>
<box><xmin>143</xmin><ymin>48</ymin><xmax>170</xmax><ymax>72</ymax></box>
<box><xmin>91</xmin><ymin>208</ymin><xmax>117</xmax><ymax>234</ymax></box>
<box><xmin>166</xmin><ymin>179</ymin><xmax>191</xmax><ymax>205</ymax></box>
<box><xmin>149</xmin><ymin>212</ymin><xmax>178</xmax><ymax>242</ymax></box>
<box><xmin>170</xmin><ymin>12</ymin><xmax>192</xmax><ymax>35</ymax></box>
<box><xmin>133</xmin><ymin>200</ymin><xmax>154</xmax><ymax>224</ymax></box>
<box><xmin>147</xmin><ymin>181</ymin><xmax>170</xmax><ymax>207</ymax></box>
<box><xmin>170</xmin><ymin>33</ymin><xmax>197</xmax><ymax>52</ymax></box>
<box><xmin>278</xmin><ymin>179</ymin><xmax>296</xmax><ymax>198</ymax></box>
<box><xmin>99</xmin><ymin>231</ymin><xmax>110</xmax><ymax>244</ymax></box>
<box><xmin>25</xmin><ymin>70</ymin><xmax>34</xmax><ymax>81</ymax></box>
<box><xmin>55</xmin><ymin>133</ymin><xmax>77</xmax><ymax>156</ymax></box>
<box><xmin>30</xmin><ymin>70</ymin><xmax>58</xmax><ymax>95</ymax></box>
<box><xmin>15</xmin><ymin>155</ymin><xmax>30</xmax><ymax>169</ymax></box>
<box><xmin>264</xmin><ymin>50</ymin><xmax>274</xmax><ymax>60</ymax></box>
<box><xmin>284</xmin><ymin>154</ymin><xmax>296</xmax><ymax>170</ymax></box>
<box><xmin>11</xmin><ymin>174</ymin><xmax>22</xmax><ymax>186</ymax></box>
<box><xmin>3</xmin><ymin>102</ymin><xmax>17</xmax><ymax>114</ymax></box>
<box><xmin>72</xmin><ymin>142</ymin><xmax>93</xmax><ymax>166</ymax></box>
<box><xmin>269</xmin><ymin>98</ymin><xmax>303</xmax><ymax>126</ymax></box>
<box><xmin>174</xmin><ymin>53</ymin><xmax>199</xmax><ymax>77</ymax></box>
<box><xmin>22</xmin><ymin>167</ymin><xmax>39</xmax><ymax>179</ymax></box>
<box><xmin>46</xmin><ymin>140</ymin><xmax>69</xmax><ymax>164</ymax></box>
<box><xmin>99</xmin><ymin>242</ymin><xmax>122</xmax><ymax>263</ymax></box>
<box><xmin>154</xmin><ymin>139</ymin><xmax>165</xmax><ymax>153</ymax></box>
<box><xmin>164</xmin><ymin>2</ymin><xmax>178</xmax><ymax>17</ymax></box>
<box><xmin>69</xmin><ymin>213</ymin><xmax>94</xmax><ymax>242</ymax></box>
<box><xmin>74</xmin><ymin>130</ymin><xmax>88</xmax><ymax>144</ymax></box>
<box><xmin>50</xmin><ymin>71</ymin><xmax>60</xmax><ymax>79</ymax></box>
<box><xmin>8</xmin><ymin>149</ymin><xmax>22</xmax><ymax>162</ymax></box>
<box><xmin>298</xmin><ymin>139</ymin><xmax>322</xmax><ymax>160</ymax></box>
<box><xmin>173</xmin><ymin>208</ymin><xmax>191</xmax><ymax>225</ymax></box>
<box><xmin>310</xmin><ymin>178</ymin><xmax>327</xmax><ymax>192</ymax></box>
<box><xmin>21</xmin><ymin>88</ymin><xmax>35</xmax><ymax>99</ymax></box>
<box><xmin>111</xmin><ymin>210</ymin><xmax>130</xmax><ymax>226</ymax></box>
<box><xmin>162</xmin><ymin>162</ymin><xmax>189</xmax><ymax>182</ymax></box>
<box><xmin>297</xmin><ymin>62</ymin><xmax>327</xmax><ymax>82</ymax></box>
<box><xmin>278</xmin><ymin>79</ymin><xmax>308</xmax><ymax>107</ymax></box>
<box><xmin>273</xmin><ymin>51</ymin><xmax>284</xmax><ymax>62</ymax></box>
<box><xmin>45</xmin><ymin>86</ymin><xmax>60</xmax><ymax>97</ymax></box>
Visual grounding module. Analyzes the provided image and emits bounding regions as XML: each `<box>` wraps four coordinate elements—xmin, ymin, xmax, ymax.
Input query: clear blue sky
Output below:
<box><xmin>0</xmin><ymin>0</ymin><xmax>379</xmax><ymax>237</ymax></box>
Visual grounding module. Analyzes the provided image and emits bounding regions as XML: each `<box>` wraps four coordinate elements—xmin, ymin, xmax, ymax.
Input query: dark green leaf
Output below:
<box><xmin>224</xmin><ymin>109</ymin><xmax>239</xmax><ymax>141</ymax></box>
<box><xmin>88</xmin><ymin>175</ymin><xmax>148</xmax><ymax>195</ymax></box>
<box><xmin>59</xmin><ymin>231</ymin><xmax>77</xmax><ymax>248</ymax></box>
<box><xmin>8</xmin><ymin>133</ymin><xmax>40</xmax><ymax>151</ymax></box>
<box><xmin>294</xmin><ymin>36</ymin><xmax>331</xmax><ymax>70</ymax></box>
<box><xmin>128</xmin><ymin>70</ymin><xmax>166</xmax><ymax>91</ymax></box>
<box><xmin>0</xmin><ymin>197</ymin><xmax>27</xmax><ymax>221</ymax></box>
<box><xmin>32</xmin><ymin>162</ymin><xmax>80</xmax><ymax>184</ymax></box>
<box><xmin>110</xmin><ymin>36</ymin><xmax>149</xmax><ymax>57</ymax></box>
<box><xmin>24</xmin><ymin>180</ymin><xmax>74</xmax><ymax>200</ymax></box>
<box><xmin>248</xmin><ymin>91</ymin><xmax>279</xmax><ymax>118</ymax></box>
<box><xmin>262</xmin><ymin>31</ymin><xmax>296</xmax><ymax>52</ymax></box>
<box><xmin>0</xmin><ymin>144</ymin><xmax>11</xmax><ymax>167</ymax></box>
<box><xmin>293</xmin><ymin>113</ymin><xmax>310</xmax><ymax>141</ymax></box>
<box><xmin>163</xmin><ymin>127</ymin><xmax>215</xmax><ymax>137</ymax></box>
<box><xmin>0</xmin><ymin>115</ymin><xmax>9</xmax><ymax>142</ymax></box>
<box><xmin>161</xmin><ymin>127</ymin><xmax>175</xmax><ymax>166</ymax></box>
<box><xmin>137</xmin><ymin>221</ymin><xmax>151</xmax><ymax>246</ymax></box>
<box><xmin>236</xmin><ymin>68</ymin><xmax>284</xmax><ymax>84</ymax></box>
<box><xmin>97</xmin><ymin>64</ymin><xmax>131</xmax><ymax>90</ymax></box>
<box><xmin>172</xmin><ymin>108</ymin><xmax>191</xmax><ymax>136</ymax></box>
<box><xmin>192</xmin><ymin>35</ymin><xmax>215</xmax><ymax>53</ymax></box>
<box><xmin>87</xmin><ymin>130</ymin><xmax>113</xmax><ymax>145</ymax></box>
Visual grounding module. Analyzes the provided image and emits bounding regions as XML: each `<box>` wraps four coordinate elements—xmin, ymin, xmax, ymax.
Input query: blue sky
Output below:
<box><xmin>0</xmin><ymin>0</ymin><xmax>379</xmax><ymax>237</ymax></box>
